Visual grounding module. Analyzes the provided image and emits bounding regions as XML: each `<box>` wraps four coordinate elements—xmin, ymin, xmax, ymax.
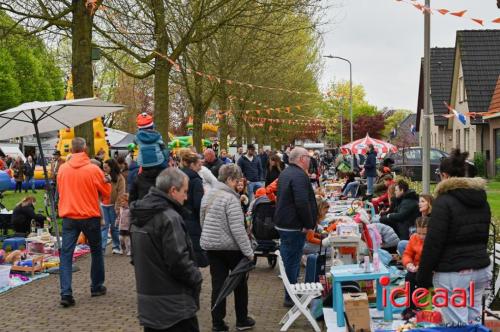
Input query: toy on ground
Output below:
<box><xmin>4</xmin><ymin>250</ymin><xmax>24</xmax><ymax>264</ymax></box>
<box><xmin>10</xmin><ymin>255</ymin><xmax>44</xmax><ymax>276</ymax></box>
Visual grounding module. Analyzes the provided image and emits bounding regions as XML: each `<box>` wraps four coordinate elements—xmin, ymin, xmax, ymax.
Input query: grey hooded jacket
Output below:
<box><xmin>200</xmin><ymin>181</ymin><xmax>253</xmax><ymax>257</ymax></box>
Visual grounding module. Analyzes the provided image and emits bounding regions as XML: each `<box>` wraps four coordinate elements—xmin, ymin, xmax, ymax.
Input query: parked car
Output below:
<box><xmin>388</xmin><ymin>147</ymin><xmax>475</xmax><ymax>182</ymax></box>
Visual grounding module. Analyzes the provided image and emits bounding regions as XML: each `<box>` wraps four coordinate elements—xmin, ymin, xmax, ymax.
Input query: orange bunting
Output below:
<box><xmin>450</xmin><ymin>10</ymin><xmax>467</xmax><ymax>17</ymax></box>
<box><xmin>437</xmin><ymin>9</ymin><xmax>449</xmax><ymax>15</ymax></box>
<box><xmin>413</xmin><ymin>3</ymin><xmax>424</xmax><ymax>11</ymax></box>
<box><xmin>471</xmin><ymin>18</ymin><xmax>484</xmax><ymax>26</ymax></box>
<box><xmin>493</xmin><ymin>18</ymin><xmax>500</xmax><ymax>24</ymax></box>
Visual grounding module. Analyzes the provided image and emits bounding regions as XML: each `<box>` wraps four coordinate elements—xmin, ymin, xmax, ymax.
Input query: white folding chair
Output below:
<box><xmin>275</xmin><ymin>250</ymin><xmax>323</xmax><ymax>332</ymax></box>
<box><xmin>486</xmin><ymin>243</ymin><xmax>500</xmax><ymax>308</ymax></box>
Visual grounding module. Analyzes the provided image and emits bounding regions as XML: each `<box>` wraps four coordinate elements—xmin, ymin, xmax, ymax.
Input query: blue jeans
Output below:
<box><xmin>342</xmin><ymin>181</ymin><xmax>359</xmax><ymax>197</ymax></box>
<box><xmin>433</xmin><ymin>267</ymin><xmax>491</xmax><ymax>325</ymax></box>
<box><xmin>278</xmin><ymin>230</ymin><xmax>306</xmax><ymax>301</ymax></box>
<box><xmin>60</xmin><ymin>218</ymin><xmax>105</xmax><ymax>297</ymax></box>
<box><xmin>397</xmin><ymin>240</ymin><xmax>408</xmax><ymax>255</ymax></box>
<box><xmin>247</xmin><ymin>181</ymin><xmax>263</xmax><ymax>202</ymax></box>
<box><xmin>24</xmin><ymin>176</ymin><xmax>35</xmax><ymax>192</ymax></box>
<box><xmin>366</xmin><ymin>176</ymin><xmax>375</xmax><ymax>195</ymax></box>
<box><xmin>101</xmin><ymin>205</ymin><xmax>120</xmax><ymax>251</ymax></box>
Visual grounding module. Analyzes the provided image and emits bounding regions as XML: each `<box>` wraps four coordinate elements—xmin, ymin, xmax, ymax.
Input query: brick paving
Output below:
<box><xmin>0</xmin><ymin>251</ymin><xmax>323</xmax><ymax>332</ymax></box>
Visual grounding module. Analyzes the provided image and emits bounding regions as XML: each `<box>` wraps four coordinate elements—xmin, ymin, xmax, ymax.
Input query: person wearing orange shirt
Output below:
<box><xmin>401</xmin><ymin>216</ymin><xmax>428</xmax><ymax>316</ymax></box>
<box><xmin>57</xmin><ymin>137</ymin><xmax>111</xmax><ymax>308</ymax></box>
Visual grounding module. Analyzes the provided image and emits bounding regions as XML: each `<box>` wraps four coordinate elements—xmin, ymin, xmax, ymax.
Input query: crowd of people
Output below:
<box><xmin>5</xmin><ymin>111</ymin><xmax>491</xmax><ymax>331</ymax></box>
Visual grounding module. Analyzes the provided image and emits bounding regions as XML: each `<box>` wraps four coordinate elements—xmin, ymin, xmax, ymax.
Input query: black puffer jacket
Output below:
<box><xmin>275</xmin><ymin>164</ymin><xmax>317</xmax><ymax>230</ymax></box>
<box><xmin>379</xmin><ymin>189</ymin><xmax>419</xmax><ymax>240</ymax></box>
<box><xmin>128</xmin><ymin>167</ymin><xmax>163</xmax><ymax>203</ymax></box>
<box><xmin>417</xmin><ymin>177</ymin><xmax>491</xmax><ymax>288</ymax></box>
<box><xmin>180</xmin><ymin>167</ymin><xmax>206</xmax><ymax>266</ymax></box>
<box><xmin>130</xmin><ymin>187</ymin><xmax>202</xmax><ymax>330</ymax></box>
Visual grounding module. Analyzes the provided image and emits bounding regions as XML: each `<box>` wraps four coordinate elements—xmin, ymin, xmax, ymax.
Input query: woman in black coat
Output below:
<box><xmin>265</xmin><ymin>154</ymin><xmax>283</xmax><ymax>186</ymax></box>
<box><xmin>179</xmin><ymin>149</ymin><xmax>207</xmax><ymax>267</ymax></box>
<box><xmin>417</xmin><ymin>149</ymin><xmax>491</xmax><ymax>325</ymax></box>
<box><xmin>12</xmin><ymin>196</ymin><xmax>47</xmax><ymax>236</ymax></box>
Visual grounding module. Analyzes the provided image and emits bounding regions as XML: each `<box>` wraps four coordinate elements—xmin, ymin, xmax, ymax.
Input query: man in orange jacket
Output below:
<box><xmin>57</xmin><ymin>137</ymin><xmax>111</xmax><ymax>308</ymax></box>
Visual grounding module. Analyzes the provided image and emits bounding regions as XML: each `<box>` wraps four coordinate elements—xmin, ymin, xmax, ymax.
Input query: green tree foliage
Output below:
<box><xmin>323</xmin><ymin>81</ymin><xmax>380</xmax><ymax>145</ymax></box>
<box><xmin>0</xmin><ymin>48</ymin><xmax>22</xmax><ymax>110</ymax></box>
<box><xmin>0</xmin><ymin>11</ymin><xmax>64</xmax><ymax>111</ymax></box>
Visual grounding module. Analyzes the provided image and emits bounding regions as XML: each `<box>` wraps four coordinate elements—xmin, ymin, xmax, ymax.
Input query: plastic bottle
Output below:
<box><xmin>373</xmin><ymin>252</ymin><xmax>380</xmax><ymax>272</ymax></box>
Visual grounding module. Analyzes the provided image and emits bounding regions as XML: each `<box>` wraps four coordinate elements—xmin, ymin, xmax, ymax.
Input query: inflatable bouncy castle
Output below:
<box><xmin>55</xmin><ymin>75</ymin><xmax>110</xmax><ymax>159</ymax></box>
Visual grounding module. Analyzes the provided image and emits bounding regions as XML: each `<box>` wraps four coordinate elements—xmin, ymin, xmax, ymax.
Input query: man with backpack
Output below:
<box><xmin>274</xmin><ymin>147</ymin><xmax>317</xmax><ymax>307</ymax></box>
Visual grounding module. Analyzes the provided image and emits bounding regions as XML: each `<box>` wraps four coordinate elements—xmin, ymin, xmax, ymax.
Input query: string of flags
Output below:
<box><xmin>248</xmin><ymin>122</ymin><xmax>325</xmax><ymax>134</ymax></box>
<box><xmin>242</xmin><ymin>115</ymin><xmax>329</xmax><ymax>126</ymax></box>
<box><xmin>395</xmin><ymin>0</ymin><xmax>500</xmax><ymax>26</ymax></box>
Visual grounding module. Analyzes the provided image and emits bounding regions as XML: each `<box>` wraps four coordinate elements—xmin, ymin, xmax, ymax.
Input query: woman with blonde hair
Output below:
<box><xmin>179</xmin><ymin>148</ymin><xmax>207</xmax><ymax>267</ymax></box>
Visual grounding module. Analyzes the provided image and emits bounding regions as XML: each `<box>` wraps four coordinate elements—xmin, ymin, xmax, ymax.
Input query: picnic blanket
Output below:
<box><xmin>0</xmin><ymin>273</ymin><xmax>49</xmax><ymax>294</ymax></box>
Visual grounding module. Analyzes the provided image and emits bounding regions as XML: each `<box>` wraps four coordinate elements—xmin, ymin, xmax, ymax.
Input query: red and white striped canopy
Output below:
<box><xmin>340</xmin><ymin>134</ymin><xmax>398</xmax><ymax>155</ymax></box>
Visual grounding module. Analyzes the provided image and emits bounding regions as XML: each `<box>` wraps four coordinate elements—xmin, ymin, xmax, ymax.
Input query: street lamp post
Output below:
<box><xmin>422</xmin><ymin>0</ymin><xmax>431</xmax><ymax>194</ymax></box>
<box><xmin>324</xmin><ymin>55</ymin><xmax>353</xmax><ymax>169</ymax></box>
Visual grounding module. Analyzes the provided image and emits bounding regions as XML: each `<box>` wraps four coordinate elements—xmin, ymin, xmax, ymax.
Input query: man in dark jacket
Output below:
<box><xmin>380</xmin><ymin>179</ymin><xmax>419</xmax><ymax>240</ymax></box>
<box><xmin>258</xmin><ymin>147</ymin><xmax>269</xmax><ymax>180</ymax></box>
<box><xmin>275</xmin><ymin>147</ymin><xmax>318</xmax><ymax>307</ymax></box>
<box><xmin>363</xmin><ymin>144</ymin><xmax>377</xmax><ymax>197</ymax></box>
<box><xmin>23</xmin><ymin>155</ymin><xmax>36</xmax><ymax>193</ymax></box>
<box><xmin>128</xmin><ymin>167</ymin><xmax>163</xmax><ymax>204</ymax></box>
<box><xmin>203</xmin><ymin>148</ymin><xmax>224</xmax><ymax>178</ymax></box>
<box><xmin>130</xmin><ymin>167</ymin><xmax>202</xmax><ymax>332</ymax></box>
<box><xmin>237</xmin><ymin>144</ymin><xmax>263</xmax><ymax>202</ymax></box>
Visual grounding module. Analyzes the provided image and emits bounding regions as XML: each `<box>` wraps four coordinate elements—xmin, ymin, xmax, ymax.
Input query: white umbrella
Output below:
<box><xmin>0</xmin><ymin>98</ymin><xmax>125</xmax><ymax>249</ymax></box>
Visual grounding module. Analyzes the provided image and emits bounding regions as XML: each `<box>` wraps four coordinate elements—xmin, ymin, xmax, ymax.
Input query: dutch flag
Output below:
<box><xmin>443</xmin><ymin>102</ymin><xmax>467</xmax><ymax>125</ymax></box>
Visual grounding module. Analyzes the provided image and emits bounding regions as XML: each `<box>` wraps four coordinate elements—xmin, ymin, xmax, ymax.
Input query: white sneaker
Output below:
<box><xmin>112</xmin><ymin>248</ymin><xmax>123</xmax><ymax>255</ymax></box>
<box><xmin>107</xmin><ymin>239</ymin><xmax>112</xmax><ymax>245</ymax></box>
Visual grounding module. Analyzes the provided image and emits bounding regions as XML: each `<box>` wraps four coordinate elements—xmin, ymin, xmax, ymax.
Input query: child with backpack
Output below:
<box><xmin>134</xmin><ymin>112</ymin><xmax>169</xmax><ymax>170</ymax></box>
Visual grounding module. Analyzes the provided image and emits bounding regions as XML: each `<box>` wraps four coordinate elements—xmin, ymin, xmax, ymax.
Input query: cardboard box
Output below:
<box><xmin>343</xmin><ymin>293</ymin><xmax>370</xmax><ymax>332</ymax></box>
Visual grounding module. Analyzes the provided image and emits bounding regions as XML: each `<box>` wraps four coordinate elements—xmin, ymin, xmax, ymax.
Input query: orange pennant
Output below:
<box><xmin>413</xmin><ymin>3</ymin><xmax>424</xmax><ymax>11</ymax></box>
<box><xmin>492</xmin><ymin>17</ymin><xmax>500</xmax><ymax>24</ymax></box>
<box><xmin>285</xmin><ymin>107</ymin><xmax>291</xmax><ymax>113</ymax></box>
<box><xmin>266</xmin><ymin>109</ymin><xmax>271</xmax><ymax>115</ymax></box>
<box><xmin>471</xmin><ymin>18</ymin><xmax>484</xmax><ymax>26</ymax></box>
<box><xmin>450</xmin><ymin>10</ymin><xmax>467</xmax><ymax>17</ymax></box>
<box><xmin>437</xmin><ymin>9</ymin><xmax>449</xmax><ymax>15</ymax></box>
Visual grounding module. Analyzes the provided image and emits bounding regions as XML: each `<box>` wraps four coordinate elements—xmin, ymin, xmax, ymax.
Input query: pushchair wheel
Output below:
<box><xmin>267</xmin><ymin>255</ymin><xmax>277</xmax><ymax>268</ymax></box>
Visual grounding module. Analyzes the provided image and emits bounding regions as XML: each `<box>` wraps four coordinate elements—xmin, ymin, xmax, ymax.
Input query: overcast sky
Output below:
<box><xmin>320</xmin><ymin>0</ymin><xmax>499</xmax><ymax>112</ymax></box>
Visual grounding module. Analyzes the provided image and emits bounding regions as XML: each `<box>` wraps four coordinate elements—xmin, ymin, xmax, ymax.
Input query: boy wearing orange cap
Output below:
<box><xmin>135</xmin><ymin>113</ymin><xmax>169</xmax><ymax>169</ymax></box>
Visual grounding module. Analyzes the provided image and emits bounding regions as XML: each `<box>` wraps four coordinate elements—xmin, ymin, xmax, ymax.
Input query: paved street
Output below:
<box><xmin>0</xmin><ymin>251</ymin><xmax>320</xmax><ymax>332</ymax></box>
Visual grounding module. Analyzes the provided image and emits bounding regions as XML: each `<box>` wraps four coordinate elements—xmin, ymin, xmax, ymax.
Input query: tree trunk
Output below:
<box><xmin>152</xmin><ymin>0</ymin><xmax>170</xmax><ymax>141</ymax></box>
<box><xmin>244</xmin><ymin>122</ymin><xmax>252</xmax><ymax>145</ymax></box>
<box><xmin>72</xmin><ymin>0</ymin><xmax>95</xmax><ymax>156</ymax></box>
<box><xmin>218</xmin><ymin>93</ymin><xmax>228</xmax><ymax>151</ymax></box>
<box><xmin>235</xmin><ymin>112</ymin><xmax>243</xmax><ymax>146</ymax></box>
<box><xmin>192</xmin><ymin>105</ymin><xmax>203</xmax><ymax>152</ymax></box>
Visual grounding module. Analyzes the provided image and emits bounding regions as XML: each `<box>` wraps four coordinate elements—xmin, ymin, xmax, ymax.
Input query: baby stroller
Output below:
<box><xmin>251</xmin><ymin>195</ymin><xmax>279</xmax><ymax>268</ymax></box>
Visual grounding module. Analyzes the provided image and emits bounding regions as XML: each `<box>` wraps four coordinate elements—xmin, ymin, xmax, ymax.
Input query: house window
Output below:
<box><xmin>456</xmin><ymin>130</ymin><xmax>461</xmax><ymax>149</ymax></box>
<box><xmin>464</xmin><ymin>128</ymin><xmax>470</xmax><ymax>152</ymax></box>
<box><xmin>458</xmin><ymin>76</ymin><xmax>466</xmax><ymax>103</ymax></box>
